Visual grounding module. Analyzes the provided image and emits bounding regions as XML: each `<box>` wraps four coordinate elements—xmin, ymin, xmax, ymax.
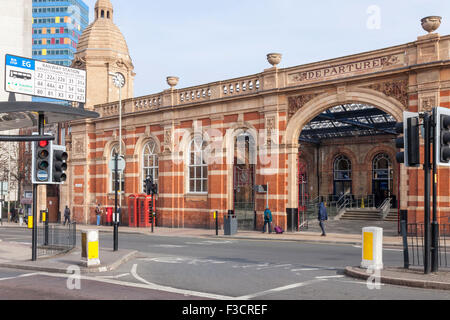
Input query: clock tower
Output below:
<box><xmin>71</xmin><ymin>0</ymin><xmax>135</xmax><ymax>109</ymax></box>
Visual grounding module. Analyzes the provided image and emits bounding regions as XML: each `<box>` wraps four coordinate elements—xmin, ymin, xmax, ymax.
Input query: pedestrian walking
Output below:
<box><xmin>262</xmin><ymin>207</ymin><xmax>272</xmax><ymax>234</ymax></box>
<box><xmin>318</xmin><ymin>201</ymin><xmax>328</xmax><ymax>236</ymax></box>
<box><xmin>95</xmin><ymin>204</ymin><xmax>102</xmax><ymax>226</ymax></box>
<box><xmin>63</xmin><ymin>206</ymin><xmax>71</xmax><ymax>225</ymax></box>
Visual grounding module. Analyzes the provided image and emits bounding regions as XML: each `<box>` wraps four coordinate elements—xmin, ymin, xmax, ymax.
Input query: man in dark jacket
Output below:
<box><xmin>262</xmin><ymin>207</ymin><xmax>273</xmax><ymax>234</ymax></box>
<box><xmin>318</xmin><ymin>202</ymin><xmax>328</xmax><ymax>236</ymax></box>
<box><xmin>64</xmin><ymin>206</ymin><xmax>71</xmax><ymax>226</ymax></box>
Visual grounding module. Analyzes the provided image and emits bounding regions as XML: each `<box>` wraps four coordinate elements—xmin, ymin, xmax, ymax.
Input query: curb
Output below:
<box><xmin>344</xmin><ymin>266</ymin><xmax>450</xmax><ymax>291</ymax></box>
<box><xmin>0</xmin><ymin>250</ymin><xmax>139</xmax><ymax>275</ymax></box>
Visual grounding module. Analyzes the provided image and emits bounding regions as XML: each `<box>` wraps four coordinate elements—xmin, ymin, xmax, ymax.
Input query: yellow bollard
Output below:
<box><xmin>361</xmin><ymin>198</ymin><xmax>365</xmax><ymax>209</ymax></box>
<box><xmin>28</xmin><ymin>215</ymin><xmax>33</xmax><ymax>229</ymax></box>
<box><xmin>81</xmin><ymin>230</ymin><xmax>100</xmax><ymax>267</ymax></box>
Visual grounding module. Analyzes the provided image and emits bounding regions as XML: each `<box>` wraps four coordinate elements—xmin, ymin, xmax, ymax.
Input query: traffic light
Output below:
<box><xmin>32</xmin><ymin>138</ymin><xmax>52</xmax><ymax>184</ymax></box>
<box><xmin>144</xmin><ymin>177</ymin><xmax>151</xmax><ymax>195</ymax></box>
<box><xmin>151</xmin><ymin>182</ymin><xmax>158</xmax><ymax>195</ymax></box>
<box><xmin>144</xmin><ymin>176</ymin><xmax>158</xmax><ymax>195</ymax></box>
<box><xmin>51</xmin><ymin>144</ymin><xmax>68</xmax><ymax>183</ymax></box>
<box><xmin>395</xmin><ymin>122</ymin><xmax>405</xmax><ymax>164</ymax></box>
<box><xmin>395</xmin><ymin>112</ymin><xmax>420</xmax><ymax>167</ymax></box>
<box><xmin>407</xmin><ymin>116</ymin><xmax>421</xmax><ymax>166</ymax></box>
<box><xmin>436</xmin><ymin>107</ymin><xmax>450</xmax><ymax>166</ymax></box>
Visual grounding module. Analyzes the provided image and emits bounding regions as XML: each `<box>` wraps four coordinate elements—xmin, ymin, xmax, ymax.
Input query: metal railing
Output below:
<box><xmin>401</xmin><ymin>222</ymin><xmax>449</xmax><ymax>269</ymax></box>
<box><xmin>37</xmin><ymin>222</ymin><xmax>77</xmax><ymax>258</ymax></box>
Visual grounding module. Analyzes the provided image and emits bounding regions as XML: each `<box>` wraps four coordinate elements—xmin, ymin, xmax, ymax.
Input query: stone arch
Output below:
<box><xmin>285</xmin><ymin>87</ymin><xmax>406</xmax><ymax>209</ymax></box>
<box><xmin>224</xmin><ymin>122</ymin><xmax>258</xmax><ymax>166</ymax></box>
<box><xmin>135</xmin><ymin>135</ymin><xmax>161</xmax><ymax>192</ymax></box>
<box><xmin>223</xmin><ymin>123</ymin><xmax>258</xmax><ymax>210</ymax></box>
<box><xmin>134</xmin><ymin>133</ymin><xmax>162</xmax><ymax>157</ymax></box>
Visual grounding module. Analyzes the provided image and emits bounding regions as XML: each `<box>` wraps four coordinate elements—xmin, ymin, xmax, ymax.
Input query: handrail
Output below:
<box><xmin>379</xmin><ymin>197</ymin><xmax>392</xmax><ymax>219</ymax></box>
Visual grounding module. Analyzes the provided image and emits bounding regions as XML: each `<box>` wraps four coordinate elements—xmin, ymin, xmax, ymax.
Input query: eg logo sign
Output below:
<box><xmin>22</xmin><ymin>60</ymin><xmax>32</xmax><ymax>68</ymax></box>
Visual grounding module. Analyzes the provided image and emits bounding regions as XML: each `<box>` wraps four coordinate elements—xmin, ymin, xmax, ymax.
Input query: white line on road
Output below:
<box><xmin>130</xmin><ymin>264</ymin><xmax>235</xmax><ymax>300</ymax></box>
<box><xmin>236</xmin><ymin>279</ymin><xmax>327</xmax><ymax>300</ymax></box>
<box><xmin>153</xmin><ymin>244</ymin><xmax>186</xmax><ymax>248</ymax></box>
<box><xmin>256</xmin><ymin>264</ymin><xmax>292</xmax><ymax>271</ymax></box>
<box><xmin>315</xmin><ymin>275</ymin><xmax>345</xmax><ymax>279</ymax></box>
<box><xmin>97</xmin><ymin>273</ymin><xmax>130</xmax><ymax>279</ymax></box>
<box><xmin>353</xmin><ymin>245</ymin><xmax>402</xmax><ymax>252</ymax></box>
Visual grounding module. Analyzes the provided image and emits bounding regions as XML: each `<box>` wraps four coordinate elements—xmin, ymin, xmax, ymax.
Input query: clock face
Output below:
<box><xmin>113</xmin><ymin>72</ymin><xmax>125</xmax><ymax>88</ymax></box>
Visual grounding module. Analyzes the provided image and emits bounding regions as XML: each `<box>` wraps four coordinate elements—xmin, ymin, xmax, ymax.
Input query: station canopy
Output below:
<box><xmin>300</xmin><ymin>103</ymin><xmax>397</xmax><ymax>145</ymax></box>
<box><xmin>0</xmin><ymin>98</ymin><xmax>98</xmax><ymax>132</ymax></box>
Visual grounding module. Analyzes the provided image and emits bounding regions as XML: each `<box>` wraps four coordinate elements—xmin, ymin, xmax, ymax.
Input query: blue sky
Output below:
<box><xmin>83</xmin><ymin>0</ymin><xmax>450</xmax><ymax>97</ymax></box>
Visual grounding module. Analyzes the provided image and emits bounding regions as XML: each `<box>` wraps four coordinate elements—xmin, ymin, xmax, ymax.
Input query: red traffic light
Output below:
<box><xmin>39</xmin><ymin>140</ymin><xmax>49</xmax><ymax>148</ymax></box>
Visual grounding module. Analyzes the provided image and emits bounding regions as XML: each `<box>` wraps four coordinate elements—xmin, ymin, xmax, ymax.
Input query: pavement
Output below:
<box><xmin>0</xmin><ymin>221</ymin><xmax>449</xmax><ymax>292</ymax></box>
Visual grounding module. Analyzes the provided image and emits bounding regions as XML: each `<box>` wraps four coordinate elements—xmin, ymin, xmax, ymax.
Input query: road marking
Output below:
<box><xmin>140</xmin><ymin>257</ymin><xmax>185</xmax><ymax>264</ymax></box>
<box><xmin>97</xmin><ymin>273</ymin><xmax>130</xmax><ymax>279</ymax></box>
<box><xmin>256</xmin><ymin>264</ymin><xmax>292</xmax><ymax>271</ymax></box>
<box><xmin>236</xmin><ymin>279</ymin><xmax>326</xmax><ymax>299</ymax></box>
<box><xmin>130</xmin><ymin>264</ymin><xmax>235</xmax><ymax>300</ymax></box>
<box><xmin>291</xmin><ymin>268</ymin><xmax>320</xmax><ymax>272</ymax></box>
<box><xmin>184</xmin><ymin>240</ymin><xmax>233</xmax><ymax>246</ymax></box>
<box><xmin>153</xmin><ymin>244</ymin><xmax>186</xmax><ymax>248</ymax></box>
<box><xmin>315</xmin><ymin>275</ymin><xmax>345</xmax><ymax>279</ymax></box>
<box><xmin>353</xmin><ymin>245</ymin><xmax>402</xmax><ymax>252</ymax></box>
<box><xmin>0</xmin><ymin>272</ymin><xmax>41</xmax><ymax>282</ymax></box>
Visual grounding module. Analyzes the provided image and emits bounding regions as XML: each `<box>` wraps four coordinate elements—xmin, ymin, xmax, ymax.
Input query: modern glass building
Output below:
<box><xmin>32</xmin><ymin>0</ymin><xmax>89</xmax><ymax>103</ymax></box>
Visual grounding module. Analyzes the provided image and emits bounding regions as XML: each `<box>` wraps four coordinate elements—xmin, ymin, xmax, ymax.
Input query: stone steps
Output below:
<box><xmin>340</xmin><ymin>209</ymin><xmax>398</xmax><ymax>221</ymax></box>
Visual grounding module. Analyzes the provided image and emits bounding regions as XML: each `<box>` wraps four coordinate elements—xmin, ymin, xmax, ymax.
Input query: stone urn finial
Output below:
<box><xmin>421</xmin><ymin>16</ymin><xmax>442</xmax><ymax>33</ymax></box>
<box><xmin>167</xmin><ymin>76</ymin><xmax>179</xmax><ymax>89</ymax></box>
<box><xmin>267</xmin><ymin>53</ymin><xmax>282</xmax><ymax>67</ymax></box>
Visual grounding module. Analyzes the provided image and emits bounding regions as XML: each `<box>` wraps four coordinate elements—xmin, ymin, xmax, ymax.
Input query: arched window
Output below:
<box><xmin>143</xmin><ymin>140</ymin><xmax>159</xmax><ymax>193</ymax></box>
<box><xmin>372</xmin><ymin>153</ymin><xmax>393</xmax><ymax>206</ymax></box>
<box><xmin>333</xmin><ymin>155</ymin><xmax>352</xmax><ymax>196</ymax></box>
<box><xmin>188</xmin><ymin>136</ymin><xmax>208</xmax><ymax>193</ymax></box>
<box><xmin>372</xmin><ymin>153</ymin><xmax>392</xmax><ymax>180</ymax></box>
<box><xmin>101</xmin><ymin>10</ymin><xmax>105</xmax><ymax>18</ymax></box>
<box><xmin>110</xmin><ymin>144</ymin><xmax>125</xmax><ymax>193</ymax></box>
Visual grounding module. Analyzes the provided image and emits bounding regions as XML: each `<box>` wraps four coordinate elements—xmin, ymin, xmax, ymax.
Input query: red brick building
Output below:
<box><xmin>62</xmin><ymin>2</ymin><xmax>450</xmax><ymax>230</ymax></box>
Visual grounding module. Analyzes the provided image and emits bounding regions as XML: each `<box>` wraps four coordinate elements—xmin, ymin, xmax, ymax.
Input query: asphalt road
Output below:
<box><xmin>1</xmin><ymin>228</ymin><xmax>450</xmax><ymax>301</ymax></box>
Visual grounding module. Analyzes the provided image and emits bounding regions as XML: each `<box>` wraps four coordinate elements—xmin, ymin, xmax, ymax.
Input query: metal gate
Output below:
<box><xmin>233</xmin><ymin>165</ymin><xmax>255</xmax><ymax>230</ymax></box>
<box><xmin>298</xmin><ymin>154</ymin><xmax>309</xmax><ymax>230</ymax></box>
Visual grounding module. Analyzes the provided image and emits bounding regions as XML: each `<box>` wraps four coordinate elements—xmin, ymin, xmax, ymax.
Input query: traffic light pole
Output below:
<box><xmin>423</xmin><ymin>113</ymin><xmax>432</xmax><ymax>274</ymax></box>
<box><xmin>431</xmin><ymin>109</ymin><xmax>439</xmax><ymax>272</ymax></box>
<box><xmin>32</xmin><ymin>112</ymin><xmax>45</xmax><ymax>261</ymax></box>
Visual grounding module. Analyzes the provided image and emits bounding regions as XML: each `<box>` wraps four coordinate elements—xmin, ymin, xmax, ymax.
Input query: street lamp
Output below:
<box><xmin>109</xmin><ymin>72</ymin><xmax>125</xmax><ymax>205</ymax></box>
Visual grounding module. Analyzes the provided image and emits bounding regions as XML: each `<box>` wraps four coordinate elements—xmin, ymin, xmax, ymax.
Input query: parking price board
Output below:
<box><xmin>4</xmin><ymin>54</ymin><xmax>86</xmax><ymax>103</ymax></box>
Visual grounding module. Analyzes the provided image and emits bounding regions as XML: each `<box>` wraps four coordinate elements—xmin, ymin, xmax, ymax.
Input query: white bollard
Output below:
<box><xmin>361</xmin><ymin>227</ymin><xmax>383</xmax><ymax>270</ymax></box>
<box><xmin>81</xmin><ymin>230</ymin><xmax>100</xmax><ymax>267</ymax></box>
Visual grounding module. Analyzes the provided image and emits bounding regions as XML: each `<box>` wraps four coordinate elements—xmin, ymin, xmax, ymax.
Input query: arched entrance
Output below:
<box><xmin>333</xmin><ymin>155</ymin><xmax>352</xmax><ymax>197</ymax></box>
<box><xmin>233</xmin><ymin>130</ymin><xmax>256</xmax><ymax>230</ymax></box>
<box><xmin>372</xmin><ymin>153</ymin><xmax>393</xmax><ymax>207</ymax></box>
<box><xmin>285</xmin><ymin>88</ymin><xmax>406</xmax><ymax>219</ymax></box>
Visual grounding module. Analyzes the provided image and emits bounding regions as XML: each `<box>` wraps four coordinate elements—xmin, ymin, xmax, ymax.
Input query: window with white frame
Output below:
<box><xmin>188</xmin><ymin>136</ymin><xmax>208</xmax><ymax>193</ymax></box>
<box><xmin>142</xmin><ymin>139</ymin><xmax>159</xmax><ymax>193</ymax></box>
<box><xmin>110</xmin><ymin>144</ymin><xmax>125</xmax><ymax>193</ymax></box>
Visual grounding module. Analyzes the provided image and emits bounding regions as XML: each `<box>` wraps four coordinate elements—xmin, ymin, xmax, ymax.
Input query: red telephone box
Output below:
<box><xmin>128</xmin><ymin>194</ymin><xmax>146</xmax><ymax>227</ymax></box>
<box><xmin>137</xmin><ymin>195</ymin><xmax>156</xmax><ymax>228</ymax></box>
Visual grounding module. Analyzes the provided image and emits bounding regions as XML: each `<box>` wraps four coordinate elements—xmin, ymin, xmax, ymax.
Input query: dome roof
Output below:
<box><xmin>77</xmin><ymin>19</ymin><xmax>130</xmax><ymax>58</ymax></box>
<box><xmin>95</xmin><ymin>0</ymin><xmax>113</xmax><ymax>11</ymax></box>
<box><xmin>74</xmin><ymin>0</ymin><xmax>133</xmax><ymax>68</ymax></box>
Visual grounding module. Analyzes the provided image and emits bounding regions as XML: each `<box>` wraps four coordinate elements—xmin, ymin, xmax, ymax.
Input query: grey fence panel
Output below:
<box><xmin>37</xmin><ymin>223</ymin><xmax>77</xmax><ymax>258</ymax></box>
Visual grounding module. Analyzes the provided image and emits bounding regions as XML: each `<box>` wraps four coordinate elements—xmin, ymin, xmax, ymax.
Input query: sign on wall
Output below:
<box><xmin>4</xmin><ymin>54</ymin><xmax>86</xmax><ymax>103</ymax></box>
